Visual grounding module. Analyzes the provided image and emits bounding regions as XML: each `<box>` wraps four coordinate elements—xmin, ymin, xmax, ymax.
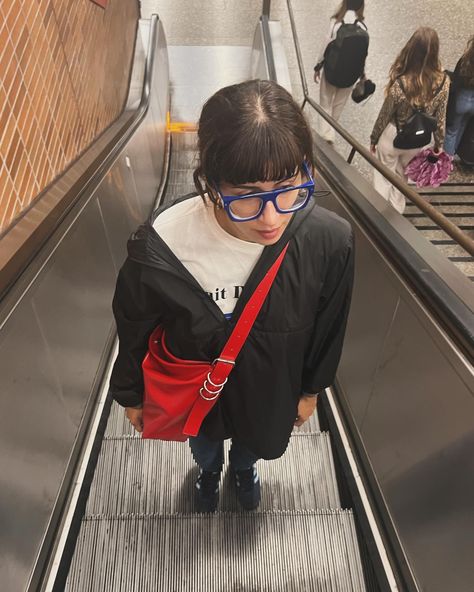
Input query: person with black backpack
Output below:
<box><xmin>370</xmin><ymin>28</ymin><xmax>450</xmax><ymax>213</ymax></box>
<box><xmin>313</xmin><ymin>0</ymin><xmax>369</xmax><ymax>144</ymax></box>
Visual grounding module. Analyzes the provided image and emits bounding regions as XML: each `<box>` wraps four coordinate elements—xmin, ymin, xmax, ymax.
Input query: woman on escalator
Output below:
<box><xmin>313</xmin><ymin>0</ymin><xmax>369</xmax><ymax>144</ymax></box>
<box><xmin>370</xmin><ymin>27</ymin><xmax>450</xmax><ymax>213</ymax></box>
<box><xmin>109</xmin><ymin>80</ymin><xmax>354</xmax><ymax>513</ymax></box>
<box><xmin>444</xmin><ymin>35</ymin><xmax>474</xmax><ymax>159</ymax></box>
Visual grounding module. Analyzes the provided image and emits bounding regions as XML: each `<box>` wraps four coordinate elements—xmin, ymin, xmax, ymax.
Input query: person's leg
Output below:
<box><xmin>450</xmin><ymin>90</ymin><xmax>474</xmax><ymax>154</ymax></box>
<box><xmin>373</xmin><ymin>124</ymin><xmax>409</xmax><ymax>214</ymax></box>
<box><xmin>229</xmin><ymin>440</ymin><xmax>261</xmax><ymax>510</ymax></box>
<box><xmin>331</xmin><ymin>86</ymin><xmax>353</xmax><ymax>122</ymax></box>
<box><xmin>189</xmin><ymin>432</ymin><xmax>224</xmax><ymax>471</ymax></box>
<box><xmin>189</xmin><ymin>432</ymin><xmax>224</xmax><ymax>512</ymax></box>
<box><xmin>228</xmin><ymin>439</ymin><xmax>260</xmax><ymax>470</ymax></box>
<box><xmin>374</xmin><ymin>125</ymin><xmax>400</xmax><ymax>199</ymax></box>
<box><xmin>445</xmin><ymin>108</ymin><xmax>465</xmax><ymax>155</ymax></box>
<box><xmin>319</xmin><ymin>72</ymin><xmax>337</xmax><ymax>143</ymax></box>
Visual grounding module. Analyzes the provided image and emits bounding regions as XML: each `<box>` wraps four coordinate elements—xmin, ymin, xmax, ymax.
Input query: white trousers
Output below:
<box><xmin>373</xmin><ymin>124</ymin><xmax>422</xmax><ymax>214</ymax></box>
<box><xmin>319</xmin><ymin>71</ymin><xmax>353</xmax><ymax>143</ymax></box>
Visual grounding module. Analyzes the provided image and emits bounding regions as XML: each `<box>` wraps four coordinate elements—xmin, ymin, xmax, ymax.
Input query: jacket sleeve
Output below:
<box><xmin>370</xmin><ymin>85</ymin><xmax>398</xmax><ymax>145</ymax></box>
<box><xmin>302</xmin><ymin>228</ymin><xmax>355</xmax><ymax>394</ymax></box>
<box><xmin>109</xmin><ymin>259</ymin><xmax>164</xmax><ymax>407</ymax></box>
<box><xmin>433</xmin><ymin>77</ymin><xmax>450</xmax><ymax>149</ymax></box>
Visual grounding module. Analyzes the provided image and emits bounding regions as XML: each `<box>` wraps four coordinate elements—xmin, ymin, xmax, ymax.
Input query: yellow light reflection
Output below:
<box><xmin>167</xmin><ymin>119</ymin><xmax>197</xmax><ymax>133</ymax></box>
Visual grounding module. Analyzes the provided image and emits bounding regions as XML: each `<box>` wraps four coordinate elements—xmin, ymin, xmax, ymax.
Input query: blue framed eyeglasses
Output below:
<box><xmin>216</xmin><ymin>162</ymin><xmax>315</xmax><ymax>222</ymax></box>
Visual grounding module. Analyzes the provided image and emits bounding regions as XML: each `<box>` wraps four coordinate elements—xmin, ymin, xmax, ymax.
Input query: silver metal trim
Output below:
<box><xmin>325</xmin><ymin>387</ymin><xmax>399</xmax><ymax>592</ymax></box>
<box><xmin>199</xmin><ymin>387</ymin><xmax>221</xmax><ymax>401</ymax></box>
<box><xmin>213</xmin><ymin>357</ymin><xmax>235</xmax><ymax>366</ymax></box>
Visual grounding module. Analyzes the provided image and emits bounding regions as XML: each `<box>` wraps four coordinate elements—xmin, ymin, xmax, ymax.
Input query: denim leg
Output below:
<box><xmin>445</xmin><ymin>110</ymin><xmax>464</xmax><ymax>155</ymax></box>
<box><xmin>189</xmin><ymin>432</ymin><xmax>224</xmax><ymax>472</ymax></box>
<box><xmin>228</xmin><ymin>439</ymin><xmax>260</xmax><ymax>471</ymax></box>
<box><xmin>445</xmin><ymin>89</ymin><xmax>474</xmax><ymax>155</ymax></box>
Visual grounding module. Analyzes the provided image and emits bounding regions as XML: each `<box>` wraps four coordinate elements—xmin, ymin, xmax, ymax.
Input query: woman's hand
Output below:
<box><xmin>125</xmin><ymin>406</ymin><xmax>144</xmax><ymax>433</ymax></box>
<box><xmin>294</xmin><ymin>395</ymin><xmax>318</xmax><ymax>427</ymax></box>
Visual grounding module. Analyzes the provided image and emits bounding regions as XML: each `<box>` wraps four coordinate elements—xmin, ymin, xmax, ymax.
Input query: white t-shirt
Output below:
<box><xmin>153</xmin><ymin>196</ymin><xmax>264</xmax><ymax>319</ymax></box>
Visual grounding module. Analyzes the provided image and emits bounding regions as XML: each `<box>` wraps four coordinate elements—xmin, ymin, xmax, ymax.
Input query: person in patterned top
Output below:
<box><xmin>370</xmin><ymin>27</ymin><xmax>450</xmax><ymax>213</ymax></box>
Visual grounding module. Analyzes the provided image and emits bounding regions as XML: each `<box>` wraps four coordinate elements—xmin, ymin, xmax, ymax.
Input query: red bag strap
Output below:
<box><xmin>204</xmin><ymin>242</ymin><xmax>289</xmax><ymax>388</ymax></box>
<box><xmin>183</xmin><ymin>243</ymin><xmax>289</xmax><ymax>436</ymax></box>
<box><xmin>220</xmin><ymin>242</ymin><xmax>288</xmax><ymax>361</ymax></box>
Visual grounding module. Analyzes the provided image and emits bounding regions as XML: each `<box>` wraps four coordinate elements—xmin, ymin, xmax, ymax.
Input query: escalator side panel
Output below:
<box><xmin>316</xmin><ymin>174</ymin><xmax>474</xmax><ymax>592</ymax></box>
<box><xmin>0</xmin><ymin>19</ymin><xmax>169</xmax><ymax>592</ymax></box>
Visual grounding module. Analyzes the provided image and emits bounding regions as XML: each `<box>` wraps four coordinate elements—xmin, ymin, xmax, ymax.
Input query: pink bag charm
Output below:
<box><xmin>404</xmin><ymin>148</ymin><xmax>453</xmax><ymax>188</ymax></box>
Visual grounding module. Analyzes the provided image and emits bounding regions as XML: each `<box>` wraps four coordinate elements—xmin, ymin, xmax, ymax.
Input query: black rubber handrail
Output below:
<box><xmin>0</xmin><ymin>16</ymin><xmax>159</xmax><ymax>302</ymax></box>
<box><xmin>260</xmin><ymin>13</ymin><xmax>277</xmax><ymax>82</ymax></box>
<box><xmin>284</xmin><ymin>0</ymin><xmax>474</xmax><ymax>257</ymax></box>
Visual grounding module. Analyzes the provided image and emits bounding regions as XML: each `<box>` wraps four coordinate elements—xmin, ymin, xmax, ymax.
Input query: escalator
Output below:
<box><xmin>1</xmin><ymin>8</ymin><xmax>473</xmax><ymax>592</ymax></box>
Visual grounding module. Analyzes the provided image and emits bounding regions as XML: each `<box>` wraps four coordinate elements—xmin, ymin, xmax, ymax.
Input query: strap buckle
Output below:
<box><xmin>212</xmin><ymin>357</ymin><xmax>235</xmax><ymax>367</ymax></box>
<box><xmin>200</xmin><ymin>372</ymin><xmax>228</xmax><ymax>401</ymax></box>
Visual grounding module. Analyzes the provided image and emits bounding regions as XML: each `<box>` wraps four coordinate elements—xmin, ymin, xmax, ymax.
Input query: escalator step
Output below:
<box><xmin>86</xmin><ymin>428</ymin><xmax>339</xmax><ymax>515</ymax></box>
<box><xmin>66</xmin><ymin>510</ymin><xmax>366</xmax><ymax>592</ymax></box>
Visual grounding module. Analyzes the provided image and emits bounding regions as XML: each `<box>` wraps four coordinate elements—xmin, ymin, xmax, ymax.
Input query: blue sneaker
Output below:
<box><xmin>195</xmin><ymin>469</ymin><xmax>221</xmax><ymax>513</ymax></box>
<box><xmin>232</xmin><ymin>464</ymin><xmax>261</xmax><ymax>510</ymax></box>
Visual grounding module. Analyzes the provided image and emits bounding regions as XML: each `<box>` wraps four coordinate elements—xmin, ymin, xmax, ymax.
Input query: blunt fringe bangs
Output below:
<box><xmin>193</xmin><ymin>80</ymin><xmax>314</xmax><ymax>202</ymax></box>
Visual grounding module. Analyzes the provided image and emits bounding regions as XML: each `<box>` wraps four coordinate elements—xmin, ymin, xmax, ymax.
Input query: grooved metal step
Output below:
<box><xmin>88</xmin><ymin>423</ymin><xmax>338</xmax><ymax>515</ymax></box>
<box><xmin>404</xmin><ymin>190</ymin><xmax>474</xmax><ymax>280</ymax></box>
<box><xmin>66</xmin><ymin>511</ymin><xmax>366</xmax><ymax>592</ymax></box>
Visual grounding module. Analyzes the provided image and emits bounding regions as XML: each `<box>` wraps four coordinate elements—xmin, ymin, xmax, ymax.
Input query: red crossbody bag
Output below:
<box><xmin>141</xmin><ymin>243</ymin><xmax>289</xmax><ymax>441</ymax></box>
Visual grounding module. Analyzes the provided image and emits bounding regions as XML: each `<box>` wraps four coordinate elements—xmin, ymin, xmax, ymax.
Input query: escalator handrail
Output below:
<box><xmin>0</xmin><ymin>15</ymin><xmax>160</xmax><ymax>303</ymax></box>
<box><xmin>260</xmin><ymin>13</ymin><xmax>277</xmax><ymax>82</ymax></box>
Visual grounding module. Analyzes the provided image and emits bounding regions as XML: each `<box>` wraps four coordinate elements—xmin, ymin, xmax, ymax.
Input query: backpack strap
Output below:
<box><xmin>355</xmin><ymin>18</ymin><xmax>368</xmax><ymax>30</ymax></box>
<box><xmin>398</xmin><ymin>74</ymin><xmax>446</xmax><ymax>102</ymax></box>
<box><xmin>397</xmin><ymin>77</ymin><xmax>406</xmax><ymax>95</ymax></box>
<box><xmin>432</xmin><ymin>73</ymin><xmax>447</xmax><ymax>97</ymax></box>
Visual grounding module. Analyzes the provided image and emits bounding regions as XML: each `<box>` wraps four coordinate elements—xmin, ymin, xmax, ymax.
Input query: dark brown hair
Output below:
<box><xmin>459</xmin><ymin>36</ymin><xmax>474</xmax><ymax>79</ymax></box>
<box><xmin>332</xmin><ymin>0</ymin><xmax>365</xmax><ymax>22</ymax></box>
<box><xmin>193</xmin><ymin>80</ymin><xmax>314</xmax><ymax>204</ymax></box>
<box><xmin>387</xmin><ymin>27</ymin><xmax>444</xmax><ymax>106</ymax></box>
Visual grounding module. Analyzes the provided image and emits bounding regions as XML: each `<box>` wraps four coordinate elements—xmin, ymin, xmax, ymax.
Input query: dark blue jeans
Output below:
<box><xmin>189</xmin><ymin>431</ymin><xmax>259</xmax><ymax>472</ymax></box>
<box><xmin>445</xmin><ymin>88</ymin><xmax>474</xmax><ymax>155</ymax></box>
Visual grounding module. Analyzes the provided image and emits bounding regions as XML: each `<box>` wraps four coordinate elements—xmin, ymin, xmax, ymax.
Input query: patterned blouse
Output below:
<box><xmin>370</xmin><ymin>75</ymin><xmax>450</xmax><ymax>148</ymax></box>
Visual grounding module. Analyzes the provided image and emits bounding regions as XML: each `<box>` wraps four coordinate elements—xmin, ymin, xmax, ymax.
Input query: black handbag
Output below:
<box><xmin>351</xmin><ymin>77</ymin><xmax>376</xmax><ymax>103</ymax></box>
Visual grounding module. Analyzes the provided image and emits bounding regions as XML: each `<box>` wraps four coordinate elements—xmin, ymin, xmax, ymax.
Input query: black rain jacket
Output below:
<box><xmin>110</xmin><ymin>194</ymin><xmax>354</xmax><ymax>459</ymax></box>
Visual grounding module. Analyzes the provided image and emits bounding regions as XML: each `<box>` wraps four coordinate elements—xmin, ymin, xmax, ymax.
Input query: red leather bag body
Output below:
<box><xmin>142</xmin><ymin>326</ymin><xmax>213</xmax><ymax>440</ymax></box>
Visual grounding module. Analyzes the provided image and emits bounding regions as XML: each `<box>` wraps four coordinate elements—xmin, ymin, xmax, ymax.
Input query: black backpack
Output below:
<box><xmin>323</xmin><ymin>20</ymin><xmax>369</xmax><ymax>88</ymax></box>
<box><xmin>393</xmin><ymin>76</ymin><xmax>446</xmax><ymax>150</ymax></box>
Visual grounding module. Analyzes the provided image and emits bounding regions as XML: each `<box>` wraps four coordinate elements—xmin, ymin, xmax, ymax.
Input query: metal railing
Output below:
<box><xmin>267</xmin><ymin>0</ymin><xmax>474</xmax><ymax>257</ymax></box>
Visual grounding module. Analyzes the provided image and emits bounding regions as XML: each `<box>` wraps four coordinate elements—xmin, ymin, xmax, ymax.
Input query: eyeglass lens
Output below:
<box><xmin>229</xmin><ymin>187</ymin><xmax>309</xmax><ymax>219</ymax></box>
